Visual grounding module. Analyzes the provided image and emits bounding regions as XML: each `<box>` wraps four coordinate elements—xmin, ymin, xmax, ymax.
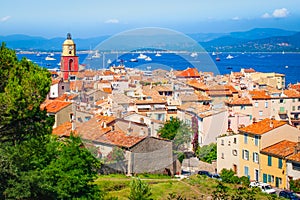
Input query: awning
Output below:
<box><xmin>154</xmin><ymin>104</ymin><xmax>166</xmax><ymax>108</ymax></box>
<box><xmin>167</xmin><ymin>106</ymin><xmax>177</xmax><ymax>110</ymax></box>
<box><xmin>137</xmin><ymin>105</ymin><xmax>151</xmax><ymax>109</ymax></box>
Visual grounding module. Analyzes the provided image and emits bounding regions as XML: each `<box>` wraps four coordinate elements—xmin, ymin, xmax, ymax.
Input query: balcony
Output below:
<box><xmin>291</xmin><ymin>118</ymin><xmax>300</xmax><ymax>122</ymax></box>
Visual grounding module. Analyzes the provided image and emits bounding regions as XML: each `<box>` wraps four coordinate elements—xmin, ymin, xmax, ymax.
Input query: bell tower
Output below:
<box><xmin>60</xmin><ymin>33</ymin><xmax>79</xmax><ymax>80</ymax></box>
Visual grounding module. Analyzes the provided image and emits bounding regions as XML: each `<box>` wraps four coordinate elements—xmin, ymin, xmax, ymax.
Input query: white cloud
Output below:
<box><xmin>272</xmin><ymin>8</ymin><xmax>289</xmax><ymax>18</ymax></box>
<box><xmin>261</xmin><ymin>13</ymin><xmax>271</xmax><ymax>19</ymax></box>
<box><xmin>104</xmin><ymin>19</ymin><xmax>119</xmax><ymax>24</ymax></box>
<box><xmin>231</xmin><ymin>16</ymin><xmax>240</xmax><ymax>21</ymax></box>
<box><xmin>0</xmin><ymin>16</ymin><xmax>11</xmax><ymax>22</ymax></box>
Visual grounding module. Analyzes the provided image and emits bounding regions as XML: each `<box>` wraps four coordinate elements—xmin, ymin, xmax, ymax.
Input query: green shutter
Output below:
<box><xmin>278</xmin><ymin>158</ymin><xmax>283</xmax><ymax>169</ymax></box>
<box><xmin>268</xmin><ymin>155</ymin><xmax>272</xmax><ymax>166</ymax></box>
<box><xmin>263</xmin><ymin>174</ymin><xmax>267</xmax><ymax>183</ymax></box>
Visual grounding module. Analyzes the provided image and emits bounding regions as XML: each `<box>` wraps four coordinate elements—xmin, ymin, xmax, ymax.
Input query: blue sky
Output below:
<box><xmin>1</xmin><ymin>0</ymin><xmax>299</xmax><ymax>38</ymax></box>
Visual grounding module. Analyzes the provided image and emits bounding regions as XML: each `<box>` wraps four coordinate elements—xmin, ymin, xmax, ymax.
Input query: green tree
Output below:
<box><xmin>0</xmin><ymin>44</ymin><xmax>103</xmax><ymax>199</ymax></box>
<box><xmin>196</xmin><ymin>143</ymin><xmax>217</xmax><ymax>163</ymax></box>
<box><xmin>128</xmin><ymin>178</ymin><xmax>152</xmax><ymax>200</ymax></box>
<box><xmin>290</xmin><ymin>178</ymin><xmax>300</xmax><ymax>193</ymax></box>
<box><xmin>219</xmin><ymin>169</ymin><xmax>240</xmax><ymax>184</ymax></box>
<box><xmin>158</xmin><ymin>118</ymin><xmax>192</xmax><ymax>150</ymax></box>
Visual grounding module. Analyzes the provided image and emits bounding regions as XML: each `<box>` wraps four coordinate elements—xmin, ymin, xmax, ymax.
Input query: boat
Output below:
<box><xmin>145</xmin><ymin>56</ymin><xmax>152</xmax><ymax>61</ymax></box>
<box><xmin>212</xmin><ymin>52</ymin><xmax>216</xmax><ymax>56</ymax></box>
<box><xmin>130</xmin><ymin>58</ymin><xmax>138</xmax><ymax>62</ymax></box>
<box><xmin>190</xmin><ymin>52</ymin><xmax>198</xmax><ymax>57</ymax></box>
<box><xmin>226</xmin><ymin>54</ymin><xmax>234</xmax><ymax>59</ymax></box>
<box><xmin>91</xmin><ymin>51</ymin><xmax>100</xmax><ymax>59</ymax></box>
<box><xmin>107</xmin><ymin>59</ymin><xmax>112</xmax><ymax>64</ymax></box>
<box><xmin>285</xmin><ymin>65</ymin><xmax>289</xmax><ymax>69</ymax></box>
<box><xmin>45</xmin><ymin>56</ymin><xmax>56</xmax><ymax>61</ymax></box>
<box><xmin>155</xmin><ymin>52</ymin><xmax>162</xmax><ymax>57</ymax></box>
<box><xmin>137</xmin><ymin>53</ymin><xmax>147</xmax><ymax>59</ymax></box>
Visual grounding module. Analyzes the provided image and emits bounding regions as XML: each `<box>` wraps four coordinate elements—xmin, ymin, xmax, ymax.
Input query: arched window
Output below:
<box><xmin>68</xmin><ymin>59</ymin><xmax>73</xmax><ymax>71</ymax></box>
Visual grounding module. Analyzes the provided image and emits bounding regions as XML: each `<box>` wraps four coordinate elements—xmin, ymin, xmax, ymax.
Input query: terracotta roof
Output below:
<box><xmin>289</xmin><ymin>83</ymin><xmax>300</xmax><ymax>92</ymax></box>
<box><xmin>178</xmin><ymin>102</ymin><xmax>210</xmax><ymax>114</ymax></box>
<box><xmin>40</xmin><ymin>100</ymin><xmax>72</xmax><ymax>113</ymax></box>
<box><xmin>70</xmin><ymin>80</ymin><xmax>83</xmax><ymax>91</ymax></box>
<box><xmin>239</xmin><ymin>118</ymin><xmax>287</xmax><ymax>135</ymax></box>
<box><xmin>102</xmin><ymin>87</ymin><xmax>112</xmax><ymax>94</ymax></box>
<box><xmin>103</xmin><ymin>131</ymin><xmax>146</xmax><ymax>148</ymax></box>
<box><xmin>260</xmin><ymin>140</ymin><xmax>297</xmax><ymax>158</ymax></box>
<box><xmin>284</xmin><ymin>89</ymin><xmax>300</xmax><ymax>98</ymax></box>
<box><xmin>176</xmin><ymin>68</ymin><xmax>200</xmax><ymax>78</ymax></box>
<box><xmin>55</xmin><ymin>93</ymin><xmax>78</xmax><ymax>101</ymax></box>
<box><xmin>287</xmin><ymin>153</ymin><xmax>300</xmax><ymax>163</ymax></box>
<box><xmin>51</xmin><ymin>78</ymin><xmax>61</xmax><ymax>85</ymax></box>
<box><xmin>243</xmin><ymin>68</ymin><xmax>256</xmax><ymax>73</ymax></box>
<box><xmin>225</xmin><ymin>97</ymin><xmax>252</xmax><ymax>106</ymax></box>
<box><xmin>52</xmin><ymin>121</ymin><xmax>77</xmax><ymax>137</ymax></box>
<box><xmin>187</xmin><ymin>80</ymin><xmax>208</xmax><ymax>90</ymax></box>
<box><xmin>206</xmin><ymin>90</ymin><xmax>232</xmax><ymax>97</ymax></box>
<box><xmin>225</xmin><ymin>85</ymin><xmax>239</xmax><ymax>93</ymax></box>
<box><xmin>249</xmin><ymin>90</ymin><xmax>271</xmax><ymax>100</ymax></box>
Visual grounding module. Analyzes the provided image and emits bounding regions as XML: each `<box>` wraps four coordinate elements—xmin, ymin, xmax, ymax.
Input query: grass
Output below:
<box><xmin>95</xmin><ymin>174</ymin><xmax>281</xmax><ymax>200</ymax></box>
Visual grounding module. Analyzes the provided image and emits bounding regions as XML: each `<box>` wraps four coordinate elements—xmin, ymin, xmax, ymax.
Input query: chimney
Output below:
<box><xmin>70</xmin><ymin>113</ymin><xmax>76</xmax><ymax>131</ymax></box>
<box><xmin>270</xmin><ymin>120</ymin><xmax>274</xmax><ymax>129</ymax></box>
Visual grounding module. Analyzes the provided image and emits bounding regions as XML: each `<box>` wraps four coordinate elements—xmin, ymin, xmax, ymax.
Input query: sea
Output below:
<box><xmin>17</xmin><ymin>51</ymin><xmax>300</xmax><ymax>85</ymax></box>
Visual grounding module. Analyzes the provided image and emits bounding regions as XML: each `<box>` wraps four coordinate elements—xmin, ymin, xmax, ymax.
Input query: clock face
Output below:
<box><xmin>69</xmin><ymin>46</ymin><xmax>73</xmax><ymax>50</ymax></box>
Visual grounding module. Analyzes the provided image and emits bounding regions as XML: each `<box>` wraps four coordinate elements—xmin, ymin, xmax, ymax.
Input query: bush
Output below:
<box><xmin>220</xmin><ymin>169</ymin><xmax>240</xmax><ymax>184</ymax></box>
<box><xmin>128</xmin><ymin>178</ymin><xmax>152</xmax><ymax>200</ymax></box>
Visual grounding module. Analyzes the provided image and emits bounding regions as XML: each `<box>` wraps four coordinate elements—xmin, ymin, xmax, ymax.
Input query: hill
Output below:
<box><xmin>1</xmin><ymin>28</ymin><xmax>299</xmax><ymax>52</ymax></box>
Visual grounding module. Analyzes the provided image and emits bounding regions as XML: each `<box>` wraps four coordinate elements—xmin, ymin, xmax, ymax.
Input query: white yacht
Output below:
<box><xmin>45</xmin><ymin>56</ymin><xmax>56</xmax><ymax>61</ymax></box>
<box><xmin>91</xmin><ymin>51</ymin><xmax>100</xmax><ymax>59</ymax></box>
<box><xmin>155</xmin><ymin>52</ymin><xmax>162</xmax><ymax>57</ymax></box>
<box><xmin>145</xmin><ymin>56</ymin><xmax>152</xmax><ymax>61</ymax></box>
<box><xmin>137</xmin><ymin>53</ymin><xmax>147</xmax><ymax>59</ymax></box>
<box><xmin>190</xmin><ymin>52</ymin><xmax>198</xmax><ymax>57</ymax></box>
<box><xmin>226</xmin><ymin>54</ymin><xmax>234</xmax><ymax>59</ymax></box>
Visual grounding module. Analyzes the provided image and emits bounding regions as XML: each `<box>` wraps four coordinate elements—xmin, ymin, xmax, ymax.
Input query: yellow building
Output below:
<box><xmin>250</xmin><ymin>72</ymin><xmax>285</xmax><ymax>90</ymax></box>
<box><xmin>237</xmin><ymin>119</ymin><xmax>300</xmax><ymax>182</ymax></box>
<box><xmin>260</xmin><ymin>140</ymin><xmax>297</xmax><ymax>189</ymax></box>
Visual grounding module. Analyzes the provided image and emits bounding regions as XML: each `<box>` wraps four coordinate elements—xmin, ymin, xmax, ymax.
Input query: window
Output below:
<box><xmin>255</xmin><ymin>135</ymin><xmax>259</xmax><ymax>146</ymax></box>
<box><xmin>221</xmin><ymin>139</ymin><xmax>224</xmax><ymax>146</ymax></box>
<box><xmin>265</xmin><ymin>101</ymin><xmax>268</xmax><ymax>108</ymax></box>
<box><xmin>253</xmin><ymin>152</ymin><xmax>259</xmax><ymax>163</ymax></box>
<box><xmin>244</xmin><ymin>133</ymin><xmax>248</xmax><ymax>144</ymax></box>
<box><xmin>243</xmin><ymin>150</ymin><xmax>249</xmax><ymax>160</ymax></box>
<box><xmin>221</xmin><ymin>153</ymin><xmax>224</xmax><ymax>159</ymax></box>
<box><xmin>298</xmin><ymin>106</ymin><xmax>300</xmax><ymax>110</ymax></box>
<box><xmin>233</xmin><ymin>138</ymin><xmax>237</xmax><ymax>144</ymax></box>
<box><xmin>268</xmin><ymin>155</ymin><xmax>272</xmax><ymax>166</ymax></box>
<box><xmin>268</xmin><ymin>174</ymin><xmax>272</xmax><ymax>182</ymax></box>
<box><xmin>263</xmin><ymin>173</ymin><xmax>267</xmax><ymax>183</ymax></box>
<box><xmin>293</xmin><ymin>106</ymin><xmax>296</xmax><ymax>111</ymax></box>
<box><xmin>259</xmin><ymin>111</ymin><xmax>263</xmax><ymax>116</ymax></box>
<box><xmin>241</xmin><ymin>105</ymin><xmax>245</xmax><ymax>110</ymax></box>
<box><xmin>62</xmin><ymin>85</ymin><xmax>64</xmax><ymax>90</ymax></box>
<box><xmin>280</xmin><ymin>99</ymin><xmax>284</xmax><ymax>103</ymax></box>
<box><xmin>244</xmin><ymin>166</ymin><xmax>249</xmax><ymax>177</ymax></box>
<box><xmin>232</xmin><ymin>149</ymin><xmax>237</xmax><ymax>156</ymax></box>
<box><xmin>293</xmin><ymin>162</ymin><xmax>300</xmax><ymax>171</ymax></box>
<box><xmin>255</xmin><ymin>102</ymin><xmax>258</xmax><ymax>108</ymax></box>
<box><xmin>278</xmin><ymin>158</ymin><xmax>283</xmax><ymax>169</ymax></box>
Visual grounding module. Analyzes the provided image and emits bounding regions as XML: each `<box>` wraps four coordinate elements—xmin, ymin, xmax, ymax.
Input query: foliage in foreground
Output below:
<box><xmin>0</xmin><ymin>43</ymin><xmax>103</xmax><ymax>199</ymax></box>
<box><xmin>128</xmin><ymin>178</ymin><xmax>152</xmax><ymax>200</ymax></box>
<box><xmin>195</xmin><ymin>143</ymin><xmax>217</xmax><ymax>164</ymax></box>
